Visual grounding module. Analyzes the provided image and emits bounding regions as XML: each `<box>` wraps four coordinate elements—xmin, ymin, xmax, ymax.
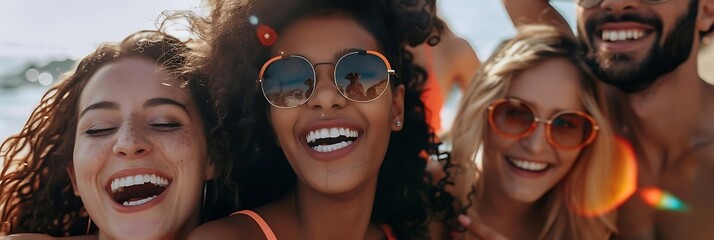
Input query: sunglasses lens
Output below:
<box><xmin>491</xmin><ymin>101</ymin><xmax>535</xmax><ymax>136</ymax></box>
<box><xmin>335</xmin><ymin>53</ymin><xmax>389</xmax><ymax>102</ymax></box>
<box><xmin>261</xmin><ymin>56</ymin><xmax>315</xmax><ymax>108</ymax></box>
<box><xmin>550</xmin><ymin>113</ymin><xmax>595</xmax><ymax>148</ymax></box>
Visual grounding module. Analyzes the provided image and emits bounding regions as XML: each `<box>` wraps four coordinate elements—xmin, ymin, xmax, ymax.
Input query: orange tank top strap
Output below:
<box><xmin>419</xmin><ymin>45</ymin><xmax>444</xmax><ymax>135</ymax></box>
<box><xmin>231</xmin><ymin>210</ymin><xmax>278</xmax><ymax>240</ymax></box>
<box><xmin>380</xmin><ymin>224</ymin><xmax>398</xmax><ymax>240</ymax></box>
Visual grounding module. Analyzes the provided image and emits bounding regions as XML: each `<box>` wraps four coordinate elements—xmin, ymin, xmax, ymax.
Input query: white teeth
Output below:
<box><xmin>122</xmin><ymin>195</ymin><xmax>158</xmax><ymax>207</ymax></box>
<box><xmin>312</xmin><ymin>141</ymin><xmax>353</xmax><ymax>153</ymax></box>
<box><xmin>618</xmin><ymin>31</ymin><xmax>626</xmax><ymax>41</ymax></box>
<box><xmin>508</xmin><ymin>158</ymin><xmax>548</xmax><ymax>171</ymax></box>
<box><xmin>306</xmin><ymin>127</ymin><xmax>359</xmax><ymax>143</ymax></box>
<box><xmin>601</xmin><ymin>29</ymin><xmax>646</xmax><ymax>42</ymax></box>
<box><xmin>110</xmin><ymin>174</ymin><xmax>169</xmax><ymax>193</ymax></box>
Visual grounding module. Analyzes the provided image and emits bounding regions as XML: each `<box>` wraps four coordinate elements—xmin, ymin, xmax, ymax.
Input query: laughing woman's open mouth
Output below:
<box><xmin>107</xmin><ymin>173</ymin><xmax>172</xmax><ymax>208</ymax></box>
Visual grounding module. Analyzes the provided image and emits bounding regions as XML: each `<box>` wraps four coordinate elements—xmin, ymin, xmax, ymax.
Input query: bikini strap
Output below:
<box><xmin>380</xmin><ymin>224</ymin><xmax>398</xmax><ymax>240</ymax></box>
<box><xmin>231</xmin><ymin>210</ymin><xmax>278</xmax><ymax>240</ymax></box>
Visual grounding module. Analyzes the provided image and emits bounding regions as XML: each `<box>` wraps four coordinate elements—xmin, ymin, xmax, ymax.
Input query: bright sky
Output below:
<box><xmin>0</xmin><ymin>0</ymin><xmax>576</xmax><ymax>60</ymax></box>
<box><xmin>0</xmin><ymin>0</ymin><xmax>206</xmax><ymax>60</ymax></box>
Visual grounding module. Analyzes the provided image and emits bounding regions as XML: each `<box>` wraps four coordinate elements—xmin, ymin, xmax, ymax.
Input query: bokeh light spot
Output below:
<box><xmin>24</xmin><ymin>68</ymin><xmax>40</xmax><ymax>82</ymax></box>
<box><xmin>38</xmin><ymin>72</ymin><xmax>53</xmax><ymax>86</ymax></box>
<box><xmin>641</xmin><ymin>187</ymin><xmax>688</xmax><ymax>212</ymax></box>
<box><xmin>579</xmin><ymin>136</ymin><xmax>638</xmax><ymax>217</ymax></box>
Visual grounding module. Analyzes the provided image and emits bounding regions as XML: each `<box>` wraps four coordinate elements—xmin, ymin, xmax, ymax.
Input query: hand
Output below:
<box><xmin>456</xmin><ymin>214</ymin><xmax>509</xmax><ymax>240</ymax></box>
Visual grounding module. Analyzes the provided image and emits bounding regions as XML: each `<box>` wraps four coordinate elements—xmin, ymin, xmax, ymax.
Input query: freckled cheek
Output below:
<box><xmin>72</xmin><ymin>138</ymin><xmax>113</xmax><ymax>189</ymax></box>
<box><xmin>159</xmin><ymin>130</ymin><xmax>210</xmax><ymax>172</ymax></box>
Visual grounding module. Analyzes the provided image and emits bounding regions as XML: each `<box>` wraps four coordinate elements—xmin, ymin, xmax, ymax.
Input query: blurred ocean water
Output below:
<box><xmin>0</xmin><ymin>86</ymin><xmax>44</xmax><ymax>142</ymax></box>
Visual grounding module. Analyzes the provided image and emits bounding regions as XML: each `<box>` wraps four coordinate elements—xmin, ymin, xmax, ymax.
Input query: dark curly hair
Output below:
<box><xmin>0</xmin><ymin>30</ymin><xmax>236</xmax><ymax>236</ymax></box>
<box><xmin>171</xmin><ymin>0</ymin><xmax>447</xmax><ymax>238</ymax></box>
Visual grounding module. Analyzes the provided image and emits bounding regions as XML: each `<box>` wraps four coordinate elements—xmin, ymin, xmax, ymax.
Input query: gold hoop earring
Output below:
<box><xmin>86</xmin><ymin>217</ymin><xmax>93</xmax><ymax>235</ymax></box>
<box><xmin>202</xmin><ymin>181</ymin><xmax>208</xmax><ymax>212</ymax></box>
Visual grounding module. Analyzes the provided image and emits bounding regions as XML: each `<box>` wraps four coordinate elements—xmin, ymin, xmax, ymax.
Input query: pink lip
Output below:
<box><xmin>598</xmin><ymin>38</ymin><xmax>651</xmax><ymax>52</ymax></box>
<box><xmin>300</xmin><ymin>119</ymin><xmax>363</xmax><ymax>162</ymax></box>
<box><xmin>105</xmin><ymin>168</ymin><xmax>173</xmax><ymax>213</ymax></box>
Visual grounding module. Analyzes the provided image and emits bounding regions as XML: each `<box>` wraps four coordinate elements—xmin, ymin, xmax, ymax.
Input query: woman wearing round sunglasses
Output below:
<box><xmin>183</xmin><ymin>0</ymin><xmax>445</xmax><ymax>239</ymax></box>
<box><xmin>449</xmin><ymin>25</ymin><xmax>626</xmax><ymax>239</ymax></box>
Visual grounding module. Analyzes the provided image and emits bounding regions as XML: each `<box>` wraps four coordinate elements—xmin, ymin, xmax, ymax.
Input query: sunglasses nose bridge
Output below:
<box><xmin>313</xmin><ymin>62</ymin><xmax>333</xmax><ymax>81</ymax></box>
<box><xmin>519</xmin><ymin>118</ymin><xmax>550</xmax><ymax>154</ymax></box>
<box><xmin>306</xmin><ymin>63</ymin><xmax>347</xmax><ymax>110</ymax></box>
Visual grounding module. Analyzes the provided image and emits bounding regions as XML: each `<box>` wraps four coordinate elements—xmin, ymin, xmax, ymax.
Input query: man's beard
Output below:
<box><xmin>578</xmin><ymin>0</ymin><xmax>699</xmax><ymax>93</ymax></box>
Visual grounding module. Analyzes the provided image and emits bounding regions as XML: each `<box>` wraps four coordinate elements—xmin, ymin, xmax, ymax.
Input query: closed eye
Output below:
<box><xmin>85</xmin><ymin>127</ymin><xmax>117</xmax><ymax>136</ymax></box>
<box><xmin>150</xmin><ymin>122</ymin><xmax>182</xmax><ymax>130</ymax></box>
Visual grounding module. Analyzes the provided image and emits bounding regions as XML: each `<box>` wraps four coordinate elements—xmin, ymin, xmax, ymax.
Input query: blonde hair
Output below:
<box><xmin>449</xmin><ymin>25</ymin><xmax>621</xmax><ymax>239</ymax></box>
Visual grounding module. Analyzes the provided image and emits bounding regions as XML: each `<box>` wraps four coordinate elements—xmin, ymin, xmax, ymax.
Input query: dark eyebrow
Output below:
<box><xmin>335</xmin><ymin>48</ymin><xmax>362</xmax><ymax>61</ymax></box>
<box><xmin>80</xmin><ymin>101</ymin><xmax>119</xmax><ymax>117</ymax></box>
<box><xmin>143</xmin><ymin>98</ymin><xmax>190</xmax><ymax>116</ymax></box>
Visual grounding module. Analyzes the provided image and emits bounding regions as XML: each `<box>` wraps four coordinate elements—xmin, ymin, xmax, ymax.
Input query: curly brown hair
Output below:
<box><xmin>169</xmin><ymin>0</ymin><xmax>447</xmax><ymax>238</ymax></box>
<box><xmin>0</xmin><ymin>30</ymin><xmax>236</xmax><ymax>237</ymax></box>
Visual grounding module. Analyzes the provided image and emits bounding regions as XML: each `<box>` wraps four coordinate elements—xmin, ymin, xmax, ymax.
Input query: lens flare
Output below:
<box><xmin>579</xmin><ymin>136</ymin><xmax>638</xmax><ymax>216</ymax></box>
<box><xmin>641</xmin><ymin>187</ymin><xmax>688</xmax><ymax>211</ymax></box>
<box><xmin>256</xmin><ymin>24</ymin><xmax>276</xmax><ymax>47</ymax></box>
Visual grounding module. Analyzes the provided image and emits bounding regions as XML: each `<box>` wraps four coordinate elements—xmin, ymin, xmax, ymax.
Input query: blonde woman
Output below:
<box><xmin>449</xmin><ymin>25</ymin><xmax>633</xmax><ymax>239</ymax></box>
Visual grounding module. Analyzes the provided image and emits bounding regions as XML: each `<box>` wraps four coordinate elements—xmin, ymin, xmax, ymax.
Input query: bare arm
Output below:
<box><xmin>501</xmin><ymin>0</ymin><xmax>571</xmax><ymax>35</ymax></box>
<box><xmin>451</xmin><ymin>37</ymin><xmax>480</xmax><ymax>90</ymax></box>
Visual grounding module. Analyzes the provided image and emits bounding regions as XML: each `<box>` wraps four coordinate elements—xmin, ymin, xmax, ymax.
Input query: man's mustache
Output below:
<box><xmin>585</xmin><ymin>13</ymin><xmax>661</xmax><ymax>35</ymax></box>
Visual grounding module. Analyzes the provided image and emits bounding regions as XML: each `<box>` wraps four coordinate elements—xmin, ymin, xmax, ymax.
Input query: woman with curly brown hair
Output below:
<box><xmin>176</xmin><ymin>0</ymin><xmax>448</xmax><ymax>239</ymax></box>
<box><xmin>0</xmin><ymin>30</ymin><xmax>236</xmax><ymax>239</ymax></box>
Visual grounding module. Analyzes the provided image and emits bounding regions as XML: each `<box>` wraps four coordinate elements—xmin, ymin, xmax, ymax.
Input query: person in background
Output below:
<box><xmin>450</xmin><ymin>24</ymin><xmax>633</xmax><ymax>240</ymax></box>
<box><xmin>502</xmin><ymin>0</ymin><xmax>714</xmax><ymax>239</ymax></box>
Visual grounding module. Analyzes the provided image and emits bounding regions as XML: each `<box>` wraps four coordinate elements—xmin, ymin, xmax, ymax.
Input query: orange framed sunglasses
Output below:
<box><xmin>487</xmin><ymin>98</ymin><xmax>600</xmax><ymax>149</ymax></box>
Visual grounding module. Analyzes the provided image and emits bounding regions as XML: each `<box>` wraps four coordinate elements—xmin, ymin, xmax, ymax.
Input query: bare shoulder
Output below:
<box><xmin>187</xmin><ymin>213</ymin><xmax>267</xmax><ymax>240</ymax></box>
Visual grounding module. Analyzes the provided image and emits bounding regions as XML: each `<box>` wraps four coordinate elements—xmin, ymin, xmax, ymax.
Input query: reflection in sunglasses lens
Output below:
<box><xmin>262</xmin><ymin>57</ymin><xmax>315</xmax><ymax>108</ymax></box>
<box><xmin>551</xmin><ymin>113</ymin><xmax>593</xmax><ymax>148</ymax></box>
<box><xmin>335</xmin><ymin>53</ymin><xmax>389</xmax><ymax>102</ymax></box>
<box><xmin>493</xmin><ymin>102</ymin><xmax>534</xmax><ymax>135</ymax></box>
